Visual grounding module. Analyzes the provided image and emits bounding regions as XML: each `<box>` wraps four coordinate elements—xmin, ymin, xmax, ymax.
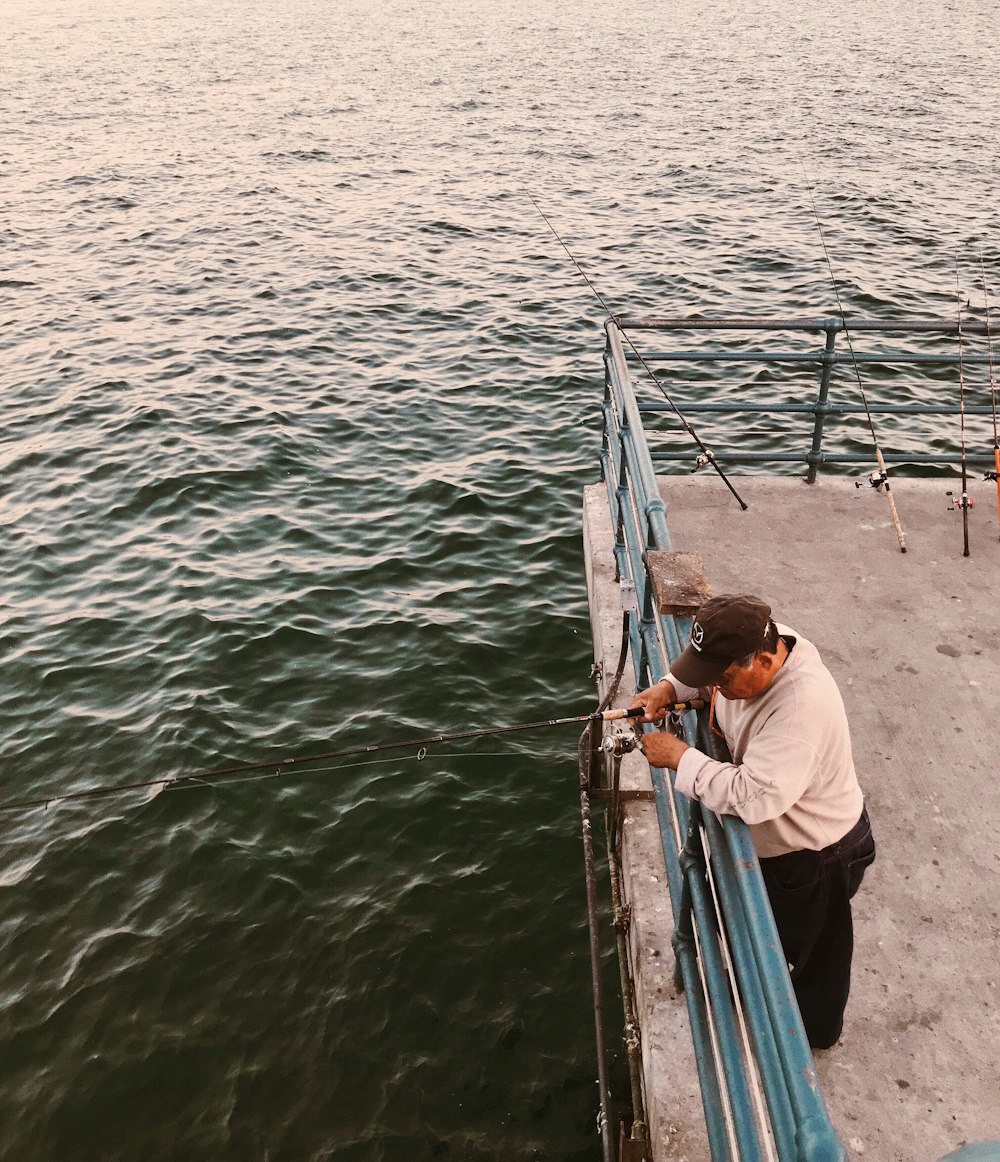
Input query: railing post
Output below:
<box><xmin>806</xmin><ymin>322</ymin><xmax>838</xmax><ymax>483</ymax></box>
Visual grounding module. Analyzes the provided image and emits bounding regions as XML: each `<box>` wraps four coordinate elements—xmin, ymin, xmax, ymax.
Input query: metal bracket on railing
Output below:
<box><xmin>614</xmin><ymin>901</ymin><xmax>633</xmax><ymax>933</ymax></box>
<box><xmin>618</xmin><ymin>1122</ymin><xmax>650</xmax><ymax>1162</ymax></box>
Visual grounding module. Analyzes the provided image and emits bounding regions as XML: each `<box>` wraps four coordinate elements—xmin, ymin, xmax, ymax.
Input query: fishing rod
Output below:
<box><xmin>800</xmin><ymin>173</ymin><xmax>907</xmax><ymax>553</ymax></box>
<box><xmin>0</xmin><ymin>701</ymin><xmax>705</xmax><ymax>816</ymax></box>
<box><xmin>522</xmin><ymin>188</ymin><xmax>749</xmax><ymax>512</ymax></box>
<box><xmin>979</xmin><ymin>248</ymin><xmax>1000</xmax><ymax>539</ymax></box>
<box><xmin>955</xmin><ymin>260</ymin><xmax>971</xmax><ymax>557</ymax></box>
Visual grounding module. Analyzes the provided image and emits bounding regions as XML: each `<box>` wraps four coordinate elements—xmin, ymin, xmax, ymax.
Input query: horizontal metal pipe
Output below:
<box><xmin>619</xmin><ymin>315</ymin><xmax>991</xmax><ymax>336</ymax></box>
<box><xmin>650</xmin><ymin>450</ymin><xmax>996</xmax><ymax>466</ymax></box>
<box><xmin>717</xmin><ymin>817</ymin><xmax>846</xmax><ymax>1162</ymax></box>
<box><xmin>639</xmin><ymin>402</ymin><xmax>996</xmax><ymax>415</ymax></box>
<box><xmin>649</xmin><ymin>786</ymin><xmax>731</xmax><ymax>1162</ymax></box>
<box><xmin>704</xmin><ymin>815</ymin><xmax>797</xmax><ymax>1159</ymax></box>
<box><xmin>678</xmin><ymin>806</ymin><xmax>763</xmax><ymax>1160</ymax></box>
<box><xmin>627</xmin><ymin>350</ymin><xmax>996</xmax><ymax>366</ymax></box>
<box><xmin>648</xmin><ymin>768</ymin><xmax>743</xmax><ymax>1160</ymax></box>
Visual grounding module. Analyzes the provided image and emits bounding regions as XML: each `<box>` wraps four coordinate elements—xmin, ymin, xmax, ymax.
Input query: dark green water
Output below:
<box><xmin>2</xmin><ymin>0</ymin><xmax>998</xmax><ymax>1157</ymax></box>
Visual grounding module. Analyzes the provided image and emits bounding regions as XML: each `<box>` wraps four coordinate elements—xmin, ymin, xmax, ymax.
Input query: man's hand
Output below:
<box><xmin>628</xmin><ymin>678</ymin><xmax>678</xmax><ymax>723</ymax></box>
<box><xmin>640</xmin><ymin>730</ymin><xmax>689</xmax><ymax>771</ymax></box>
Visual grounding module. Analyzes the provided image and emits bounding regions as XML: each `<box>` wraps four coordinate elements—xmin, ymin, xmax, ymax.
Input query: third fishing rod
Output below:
<box><xmin>522</xmin><ymin>188</ymin><xmax>748</xmax><ymax>512</ymax></box>
<box><xmin>979</xmin><ymin>249</ymin><xmax>1000</xmax><ymax>540</ymax></box>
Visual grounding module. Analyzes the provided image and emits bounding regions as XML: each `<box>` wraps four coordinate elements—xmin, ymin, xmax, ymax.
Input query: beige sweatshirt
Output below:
<box><xmin>673</xmin><ymin>624</ymin><xmax>864</xmax><ymax>858</ymax></box>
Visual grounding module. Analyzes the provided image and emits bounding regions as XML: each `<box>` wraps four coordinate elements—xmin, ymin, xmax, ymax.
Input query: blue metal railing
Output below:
<box><xmin>599</xmin><ymin>315</ymin><xmax>1000</xmax><ymax>1160</ymax></box>
<box><xmin>614</xmin><ymin>314</ymin><xmax>997</xmax><ymax>481</ymax></box>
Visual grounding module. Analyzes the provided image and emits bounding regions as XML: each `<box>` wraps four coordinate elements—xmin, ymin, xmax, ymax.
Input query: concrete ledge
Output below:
<box><xmin>583</xmin><ymin>486</ymin><xmax>709</xmax><ymax>1162</ymax></box>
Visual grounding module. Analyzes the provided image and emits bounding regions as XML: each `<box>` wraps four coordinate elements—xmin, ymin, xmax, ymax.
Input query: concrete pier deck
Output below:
<box><xmin>582</xmin><ymin>475</ymin><xmax>1000</xmax><ymax>1162</ymax></box>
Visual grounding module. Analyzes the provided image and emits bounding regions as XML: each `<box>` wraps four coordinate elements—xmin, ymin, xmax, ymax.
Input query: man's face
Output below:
<box><xmin>714</xmin><ymin>655</ymin><xmax>771</xmax><ymax>700</ymax></box>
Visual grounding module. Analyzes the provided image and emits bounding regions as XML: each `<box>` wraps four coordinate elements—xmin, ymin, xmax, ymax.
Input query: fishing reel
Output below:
<box><xmin>985</xmin><ymin>470</ymin><xmax>998</xmax><ymax>483</ymax></box>
<box><xmin>855</xmin><ymin>469</ymin><xmax>888</xmax><ymax>492</ymax></box>
<box><xmin>601</xmin><ymin>729</ymin><xmax>640</xmax><ymax>757</ymax></box>
<box><xmin>693</xmin><ymin>449</ymin><xmax>716</xmax><ymax>472</ymax></box>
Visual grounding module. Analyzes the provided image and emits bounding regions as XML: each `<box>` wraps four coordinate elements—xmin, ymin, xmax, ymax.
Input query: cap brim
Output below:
<box><xmin>671</xmin><ymin>644</ymin><xmax>732</xmax><ymax>688</ymax></box>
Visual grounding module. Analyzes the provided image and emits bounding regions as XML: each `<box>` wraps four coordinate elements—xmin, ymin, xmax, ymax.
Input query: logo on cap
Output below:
<box><xmin>691</xmin><ymin>622</ymin><xmax>705</xmax><ymax>652</ymax></box>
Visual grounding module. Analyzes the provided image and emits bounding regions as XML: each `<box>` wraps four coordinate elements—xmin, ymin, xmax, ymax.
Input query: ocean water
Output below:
<box><xmin>2</xmin><ymin>1</ymin><xmax>998</xmax><ymax>1158</ymax></box>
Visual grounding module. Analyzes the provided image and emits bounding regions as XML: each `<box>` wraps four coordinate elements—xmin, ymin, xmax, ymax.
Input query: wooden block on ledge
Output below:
<box><xmin>646</xmin><ymin>551</ymin><xmax>712</xmax><ymax>615</ymax></box>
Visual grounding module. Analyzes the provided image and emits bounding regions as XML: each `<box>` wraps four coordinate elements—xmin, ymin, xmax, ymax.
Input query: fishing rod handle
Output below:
<box><xmin>886</xmin><ymin>488</ymin><xmax>907</xmax><ymax>554</ymax></box>
<box><xmin>875</xmin><ymin>447</ymin><xmax>907</xmax><ymax>553</ymax></box>
<box><xmin>598</xmin><ymin>701</ymin><xmax>704</xmax><ymax>721</ymax></box>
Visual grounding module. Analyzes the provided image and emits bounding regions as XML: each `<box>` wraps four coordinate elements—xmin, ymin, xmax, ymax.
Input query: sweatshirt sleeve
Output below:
<box><xmin>674</xmin><ymin>728</ymin><xmax>820</xmax><ymax>823</ymax></box>
<box><xmin>665</xmin><ymin>672</ymin><xmax>702</xmax><ymax>701</ymax></box>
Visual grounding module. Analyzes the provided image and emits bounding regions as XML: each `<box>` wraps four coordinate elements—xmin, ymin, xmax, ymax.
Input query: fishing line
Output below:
<box><xmin>955</xmin><ymin>259</ymin><xmax>971</xmax><ymax>557</ymax></box>
<box><xmin>800</xmin><ymin>170</ymin><xmax>907</xmax><ymax>552</ymax></box>
<box><xmin>0</xmin><ymin>704</ymin><xmax>707</xmax><ymax>817</ymax></box>
<box><xmin>141</xmin><ymin>750</ymin><xmax>527</xmax><ymax>801</ymax></box>
<box><xmin>978</xmin><ymin>247</ymin><xmax>1000</xmax><ymax>539</ymax></box>
<box><xmin>522</xmin><ymin>187</ymin><xmax>749</xmax><ymax>511</ymax></box>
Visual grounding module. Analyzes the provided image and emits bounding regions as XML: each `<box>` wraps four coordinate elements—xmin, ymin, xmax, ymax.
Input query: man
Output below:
<box><xmin>630</xmin><ymin>593</ymin><xmax>875</xmax><ymax>1050</ymax></box>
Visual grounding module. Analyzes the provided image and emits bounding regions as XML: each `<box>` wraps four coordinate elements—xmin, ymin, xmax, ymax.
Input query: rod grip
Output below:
<box><xmin>598</xmin><ymin>701</ymin><xmax>704</xmax><ymax>721</ymax></box>
<box><xmin>876</xmin><ymin>447</ymin><xmax>907</xmax><ymax>553</ymax></box>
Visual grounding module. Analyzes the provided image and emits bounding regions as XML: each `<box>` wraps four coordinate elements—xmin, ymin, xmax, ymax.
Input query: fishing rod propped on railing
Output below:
<box><xmin>521</xmin><ymin>187</ymin><xmax>749</xmax><ymax>512</ymax></box>
<box><xmin>955</xmin><ymin>259</ymin><xmax>972</xmax><ymax>557</ymax></box>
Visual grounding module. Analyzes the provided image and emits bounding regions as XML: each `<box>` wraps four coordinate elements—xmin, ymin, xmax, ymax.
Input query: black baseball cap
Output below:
<box><xmin>672</xmin><ymin>594</ymin><xmax>772</xmax><ymax>687</ymax></box>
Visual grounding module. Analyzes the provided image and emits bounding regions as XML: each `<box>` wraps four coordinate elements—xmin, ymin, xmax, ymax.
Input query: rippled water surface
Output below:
<box><xmin>2</xmin><ymin>1</ymin><xmax>999</xmax><ymax>1158</ymax></box>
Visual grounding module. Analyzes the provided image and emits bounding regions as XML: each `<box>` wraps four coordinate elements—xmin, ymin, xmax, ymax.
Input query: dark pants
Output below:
<box><xmin>758</xmin><ymin>807</ymin><xmax>876</xmax><ymax>1050</ymax></box>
